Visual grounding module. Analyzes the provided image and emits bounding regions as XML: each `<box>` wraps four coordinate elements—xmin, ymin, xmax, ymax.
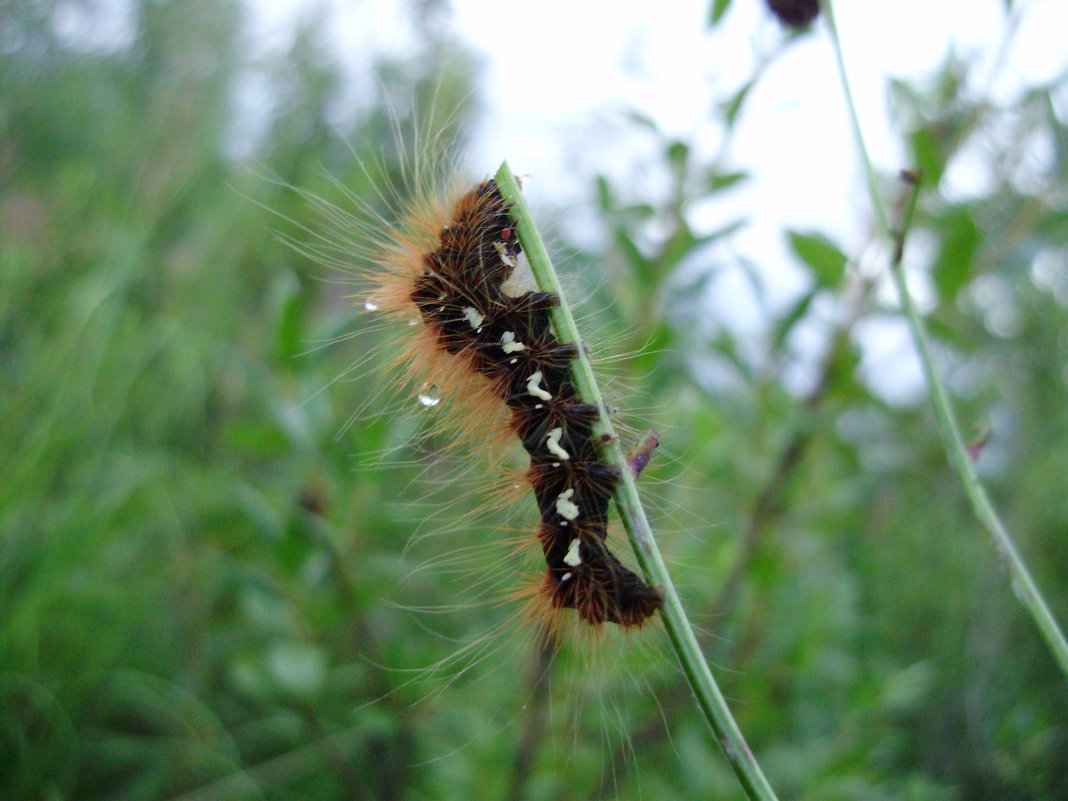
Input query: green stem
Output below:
<box><xmin>824</xmin><ymin>0</ymin><xmax>1068</xmax><ymax>680</ymax></box>
<box><xmin>494</xmin><ymin>162</ymin><xmax>781</xmax><ymax>801</ymax></box>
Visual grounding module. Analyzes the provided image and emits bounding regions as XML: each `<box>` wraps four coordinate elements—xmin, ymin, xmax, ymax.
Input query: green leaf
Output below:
<box><xmin>657</xmin><ymin>226</ymin><xmax>698</xmax><ymax>276</ymax></box>
<box><xmin>709</xmin><ymin>0</ymin><xmax>732</xmax><ymax>26</ymax></box>
<box><xmin>270</xmin><ymin>270</ymin><xmax>306</xmax><ymax>365</ymax></box>
<box><xmin>930</xmin><ymin>208</ymin><xmax>980</xmax><ymax>301</ymax></box>
<box><xmin>909</xmin><ymin>126</ymin><xmax>946</xmax><ymax>187</ymax></box>
<box><xmin>722</xmin><ymin>80</ymin><xmax>754</xmax><ymax>128</ymax></box>
<box><xmin>595</xmin><ymin>174</ymin><xmax>615</xmax><ymax>213</ymax></box>
<box><xmin>625</xmin><ymin>202</ymin><xmax>657</xmax><ymax>220</ymax></box>
<box><xmin>770</xmin><ymin>288</ymin><xmax>817</xmax><ymax>354</ymax></box>
<box><xmin>707</xmin><ymin>170</ymin><xmax>749</xmax><ymax>193</ymax></box>
<box><xmin>735</xmin><ymin>253</ymin><xmax>768</xmax><ymax>307</ymax></box>
<box><xmin>710</xmin><ymin>328</ymin><xmax>754</xmax><ymax>382</ymax></box>
<box><xmin>624</xmin><ymin>109</ymin><xmax>659</xmax><ymax>132</ymax></box>
<box><xmin>824</xmin><ymin>335</ymin><xmax>864</xmax><ymax>401</ymax></box>
<box><xmin>1042</xmin><ymin>90</ymin><xmax>1068</xmax><ymax>179</ymax></box>
<box><xmin>702</xmin><ymin>218</ymin><xmax>748</xmax><ymax>245</ymax></box>
<box><xmin>613</xmin><ymin>225</ymin><xmax>654</xmax><ymax>289</ymax></box>
<box><xmin>786</xmin><ymin>230</ymin><xmax>849</xmax><ymax>288</ymax></box>
<box><xmin>276</xmin><ymin>287</ymin><xmax>308</xmax><ymax>364</ymax></box>
<box><xmin>657</xmin><ymin>219</ymin><xmax>747</xmax><ymax>277</ymax></box>
<box><xmin>667</xmin><ymin>140</ymin><xmax>689</xmax><ymax>170</ymax></box>
<box><xmin>224</xmin><ymin>421</ymin><xmax>290</xmax><ymax>457</ymax></box>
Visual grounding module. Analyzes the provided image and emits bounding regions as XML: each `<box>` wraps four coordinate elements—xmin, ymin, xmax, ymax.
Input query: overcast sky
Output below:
<box><xmin>246</xmin><ymin>0</ymin><xmax>1067</xmax><ymax>400</ymax></box>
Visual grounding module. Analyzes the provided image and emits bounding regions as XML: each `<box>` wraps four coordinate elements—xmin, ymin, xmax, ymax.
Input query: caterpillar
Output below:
<box><xmin>367</xmin><ymin>174</ymin><xmax>663</xmax><ymax>629</ymax></box>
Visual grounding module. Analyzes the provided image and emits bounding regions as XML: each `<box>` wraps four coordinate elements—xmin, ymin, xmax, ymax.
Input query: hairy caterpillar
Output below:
<box><xmin>283</xmin><ymin>147</ymin><xmax>757</xmax><ymax>801</ymax></box>
<box><xmin>367</xmin><ymin>175</ymin><xmax>663</xmax><ymax>629</ymax></box>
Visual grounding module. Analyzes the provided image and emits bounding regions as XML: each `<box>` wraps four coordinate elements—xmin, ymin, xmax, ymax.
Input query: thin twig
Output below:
<box><xmin>591</xmin><ymin>275</ymin><xmax>874</xmax><ymax>800</ymax></box>
<box><xmin>494</xmin><ymin>162</ymin><xmax>781</xmax><ymax>801</ymax></box>
<box><xmin>824</xmin><ymin>0</ymin><xmax>1068</xmax><ymax>681</ymax></box>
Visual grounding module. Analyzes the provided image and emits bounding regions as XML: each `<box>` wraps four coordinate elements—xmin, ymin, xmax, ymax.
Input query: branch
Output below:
<box><xmin>824</xmin><ymin>0</ymin><xmax>1068</xmax><ymax>681</ymax></box>
<box><xmin>495</xmin><ymin>162</ymin><xmax>781</xmax><ymax>801</ymax></box>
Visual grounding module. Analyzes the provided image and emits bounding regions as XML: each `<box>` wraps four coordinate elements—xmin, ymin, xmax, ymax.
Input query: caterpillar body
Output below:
<box><xmin>370</xmin><ymin>177</ymin><xmax>663</xmax><ymax>628</ymax></box>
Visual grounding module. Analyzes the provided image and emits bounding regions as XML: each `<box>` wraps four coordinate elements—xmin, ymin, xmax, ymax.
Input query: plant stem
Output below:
<box><xmin>824</xmin><ymin>0</ymin><xmax>1068</xmax><ymax>680</ymax></box>
<box><xmin>494</xmin><ymin>162</ymin><xmax>781</xmax><ymax>801</ymax></box>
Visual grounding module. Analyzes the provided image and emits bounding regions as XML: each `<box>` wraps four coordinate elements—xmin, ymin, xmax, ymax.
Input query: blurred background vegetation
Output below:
<box><xmin>2</xmin><ymin>0</ymin><xmax>1067</xmax><ymax>799</ymax></box>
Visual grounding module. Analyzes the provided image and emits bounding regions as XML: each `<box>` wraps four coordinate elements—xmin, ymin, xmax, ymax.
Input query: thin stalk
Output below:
<box><xmin>824</xmin><ymin>1</ymin><xmax>1068</xmax><ymax>680</ymax></box>
<box><xmin>494</xmin><ymin>162</ymin><xmax>781</xmax><ymax>801</ymax></box>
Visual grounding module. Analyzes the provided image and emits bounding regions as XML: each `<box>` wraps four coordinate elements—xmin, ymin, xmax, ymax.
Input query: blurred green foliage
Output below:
<box><xmin>2</xmin><ymin>1</ymin><xmax>1067</xmax><ymax>800</ymax></box>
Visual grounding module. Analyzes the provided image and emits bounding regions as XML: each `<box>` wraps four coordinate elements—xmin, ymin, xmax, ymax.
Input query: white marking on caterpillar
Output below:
<box><xmin>556</xmin><ymin>488</ymin><xmax>580</xmax><ymax>520</ymax></box>
<box><xmin>462</xmin><ymin>307</ymin><xmax>484</xmax><ymax>329</ymax></box>
<box><xmin>501</xmin><ymin>331</ymin><xmax>527</xmax><ymax>354</ymax></box>
<box><xmin>546</xmin><ymin>427</ymin><xmax>570</xmax><ymax>460</ymax></box>
<box><xmin>560</xmin><ymin>572</ymin><xmax>573</xmax><ymax>582</ymax></box>
<box><xmin>494</xmin><ymin>241</ymin><xmax>518</xmax><ymax>267</ymax></box>
<box><xmin>526</xmin><ymin>371</ymin><xmax>552</xmax><ymax>401</ymax></box>
<box><xmin>563</xmin><ymin>538</ymin><xmax>583</xmax><ymax>567</ymax></box>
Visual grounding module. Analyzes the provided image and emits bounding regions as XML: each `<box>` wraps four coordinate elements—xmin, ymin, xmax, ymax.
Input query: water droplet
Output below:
<box><xmin>363</xmin><ymin>298</ymin><xmax>379</xmax><ymax>311</ymax></box>
<box><xmin>417</xmin><ymin>384</ymin><xmax>441</xmax><ymax>407</ymax></box>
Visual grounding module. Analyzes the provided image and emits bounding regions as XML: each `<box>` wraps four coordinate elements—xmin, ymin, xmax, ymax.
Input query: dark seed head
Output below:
<box><xmin>765</xmin><ymin>0</ymin><xmax>820</xmax><ymax>27</ymax></box>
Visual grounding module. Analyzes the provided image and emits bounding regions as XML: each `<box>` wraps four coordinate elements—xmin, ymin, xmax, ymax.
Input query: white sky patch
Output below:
<box><xmin>240</xmin><ymin>0</ymin><xmax>1067</xmax><ymax>403</ymax></box>
<box><xmin>853</xmin><ymin>314</ymin><xmax>926</xmax><ymax>406</ymax></box>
